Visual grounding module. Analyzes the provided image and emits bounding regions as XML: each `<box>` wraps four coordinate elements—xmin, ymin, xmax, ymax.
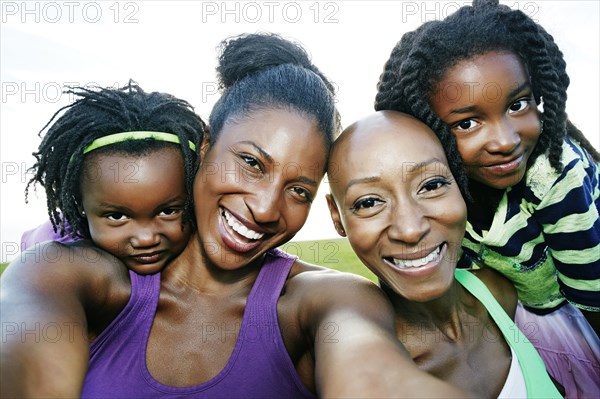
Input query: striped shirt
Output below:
<box><xmin>462</xmin><ymin>137</ymin><xmax>600</xmax><ymax>311</ymax></box>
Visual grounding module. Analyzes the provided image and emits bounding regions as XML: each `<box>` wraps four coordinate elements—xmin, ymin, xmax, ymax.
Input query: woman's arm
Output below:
<box><xmin>0</xmin><ymin>242</ymin><xmax>125</xmax><ymax>397</ymax></box>
<box><xmin>293</xmin><ymin>266</ymin><xmax>471</xmax><ymax>398</ymax></box>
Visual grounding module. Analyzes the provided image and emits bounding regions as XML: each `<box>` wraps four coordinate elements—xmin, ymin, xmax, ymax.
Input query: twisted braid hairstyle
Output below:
<box><xmin>25</xmin><ymin>80</ymin><xmax>207</xmax><ymax>239</ymax></box>
<box><xmin>375</xmin><ymin>0</ymin><xmax>599</xmax><ymax>198</ymax></box>
<box><xmin>209</xmin><ymin>33</ymin><xmax>341</xmax><ymax>156</ymax></box>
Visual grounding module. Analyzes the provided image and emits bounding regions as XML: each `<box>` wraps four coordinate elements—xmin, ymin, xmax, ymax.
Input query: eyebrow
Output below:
<box><xmin>346</xmin><ymin>176</ymin><xmax>381</xmax><ymax>190</ymax></box>
<box><xmin>96</xmin><ymin>195</ymin><xmax>185</xmax><ymax>213</ymax></box>
<box><xmin>404</xmin><ymin>158</ymin><xmax>447</xmax><ymax>173</ymax></box>
<box><xmin>506</xmin><ymin>82</ymin><xmax>532</xmax><ymax>101</ymax></box>
<box><xmin>344</xmin><ymin>158</ymin><xmax>446</xmax><ymax>190</ymax></box>
<box><xmin>446</xmin><ymin>81</ymin><xmax>532</xmax><ymax>116</ymax></box>
<box><xmin>238</xmin><ymin>140</ymin><xmax>318</xmax><ymax>187</ymax></box>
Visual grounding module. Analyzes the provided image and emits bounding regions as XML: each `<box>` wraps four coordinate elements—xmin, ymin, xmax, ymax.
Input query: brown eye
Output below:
<box><xmin>351</xmin><ymin>197</ymin><xmax>382</xmax><ymax>211</ymax></box>
<box><xmin>106</xmin><ymin>213</ymin><xmax>128</xmax><ymax>221</ymax></box>
<box><xmin>241</xmin><ymin>154</ymin><xmax>260</xmax><ymax>170</ymax></box>
<box><xmin>508</xmin><ymin>99</ymin><xmax>528</xmax><ymax>113</ymax></box>
<box><xmin>457</xmin><ymin>120</ymin><xmax>476</xmax><ymax>131</ymax></box>
<box><xmin>419</xmin><ymin>178</ymin><xmax>450</xmax><ymax>194</ymax></box>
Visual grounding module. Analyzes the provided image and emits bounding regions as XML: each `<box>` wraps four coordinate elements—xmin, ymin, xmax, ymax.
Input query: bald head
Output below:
<box><xmin>328</xmin><ymin>111</ymin><xmax>444</xmax><ymax>198</ymax></box>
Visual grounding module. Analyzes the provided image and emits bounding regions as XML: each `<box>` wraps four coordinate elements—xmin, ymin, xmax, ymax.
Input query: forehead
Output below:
<box><xmin>438</xmin><ymin>51</ymin><xmax>529</xmax><ymax>92</ymax></box>
<box><xmin>82</xmin><ymin>147</ymin><xmax>185</xmax><ymax>187</ymax></box>
<box><xmin>335</xmin><ymin>115</ymin><xmax>445</xmax><ymax>171</ymax></box>
<box><xmin>215</xmin><ymin>108</ymin><xmax>327</xmax><ymax>162</ymax></box>
<box><xmin>328</xmin><ymin>113</ymin><xmax>447</xmax><ymax>188</ymax></box>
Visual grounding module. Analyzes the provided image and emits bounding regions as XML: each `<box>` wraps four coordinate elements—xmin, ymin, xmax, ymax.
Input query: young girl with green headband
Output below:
<box><xmin>21</xmin><ymin>81</ymin><xmax>206</xmax><ymax>275</ymax></box>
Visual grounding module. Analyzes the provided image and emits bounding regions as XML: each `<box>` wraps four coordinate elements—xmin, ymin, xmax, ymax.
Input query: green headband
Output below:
<box><xmin>82</xmin><ymin>131</ymin><xmax>196</xmax><ymax>155</ymax></box>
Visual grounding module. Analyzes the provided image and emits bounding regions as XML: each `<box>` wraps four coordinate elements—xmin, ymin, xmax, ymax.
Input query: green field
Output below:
<box><xmin>278</xmin><ymin>238</ymin><xmax>376</xmax><ymax>282</ymax></box>
<box><xmin>0</xmin><ymin>238</ymin><xmax>376</xmax><ymax>282</ymax></box>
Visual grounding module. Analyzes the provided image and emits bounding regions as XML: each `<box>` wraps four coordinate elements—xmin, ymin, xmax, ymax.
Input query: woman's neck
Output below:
<box><xmin>385</xmin><ymin>280</ymin><xmax>468</xmax><ymax>342</ymax></box>
<box><xmin>161</xmin><ymin>233</ymin><xmax>264</xmax><ymax>294</ymax></box>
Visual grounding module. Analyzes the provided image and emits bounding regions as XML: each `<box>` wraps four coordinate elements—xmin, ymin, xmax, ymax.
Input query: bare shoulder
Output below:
<box><xmin>0</xmin><ymin>241</ymin><xmax>131</xmax><ymax>397</ymax></box>
<box><xmin>284</xmin><ymin>258</ymin><xmax>393</xmax><ymax>321</ymax></box>
<box><xmin>470</xmin><ymin>267</ymin><xmax>518</xmax><ymax>319</ymax></box>
<box><xmin>1</xmin><ymin>240</ymin><xmax>131</xmax><ymax>323</ymax></box>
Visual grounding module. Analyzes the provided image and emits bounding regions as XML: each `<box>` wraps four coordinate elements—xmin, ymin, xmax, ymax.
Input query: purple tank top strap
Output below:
<box><xmin>245</xmin><ymin>248</ymin><xmax>296</xmax><ymax>327</ymax></box>
<box><xmin>88</xmin><ymin>270</ymin><xmax>160</xmax><ymax>357</ymax></box>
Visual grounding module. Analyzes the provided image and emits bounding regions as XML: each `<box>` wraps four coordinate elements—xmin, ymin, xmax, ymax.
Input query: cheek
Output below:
<box><xmin>284</xmin><ymin>204</ymin><xmax>311</xmax><ymax>233</ymax></box>
<box><xmin>345</xmin><ymin>219</ymin><xmax>382</xmax><ymax>259</ymax></box>
<box><xmin>453</xmin><ymin>134</ymin><xmax>483</xmax><ymax>164</ymax></box>
<box><xmin>441</xmin><ymin>200</ymin><xmax>467</xmax><ymax>249</ymax></box>
<box><xmin>88</xmin><ymin>225</ymin><xmax>128</xmax><ymax>255</ymax></box>
<box><xmin>167</xmin><ymin>222</ymin><xmax>191</xmax><ymax>245</ymax></box>
<box><xmin>523</xmin><ymin>114</ymin><xmax>542</xmax><ymax>144</ymax></box>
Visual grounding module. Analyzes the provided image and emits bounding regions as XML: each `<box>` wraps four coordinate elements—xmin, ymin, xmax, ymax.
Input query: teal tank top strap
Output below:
<box><xmin>454</xmin><ymin>269</ymin><xmax>562</xmax><ymax>398</ymax></box>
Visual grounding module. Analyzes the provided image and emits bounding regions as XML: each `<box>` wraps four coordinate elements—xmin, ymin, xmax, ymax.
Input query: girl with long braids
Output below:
<box><xmin>21</xmin><ymin>81</ymin><xmax>206</xmax><ymax>275</ymax></box>
<box><xmin>375</xmin><ymin>0</ymin><xmax>599</xmax><ymax>396</ymax></box>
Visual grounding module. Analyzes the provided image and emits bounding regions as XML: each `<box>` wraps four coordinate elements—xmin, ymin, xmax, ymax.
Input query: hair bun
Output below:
<box><xmin>216</xmin><ymin>33</ymin><xmax>313</xmax><ymax>89</ymax></box>
<box><xmin>472</xmin><ymin>0</ymin><xmax>499</xmax><ymax>9</ymax></box>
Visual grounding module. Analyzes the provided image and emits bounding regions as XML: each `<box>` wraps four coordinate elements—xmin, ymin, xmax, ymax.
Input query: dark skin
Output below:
<box><xmin>327</xmin><ymin>111</ymin><xmax>563</xmax><ymax>397</ymax></box>
<box><xmin>1</xmin><ymin>108</ymin><xmax>470</xmax><ymax>398</ymax></box>
<box><xmin>390</xmin><ymin>268</ymin><xmax>516</xmax><ymax>397</ymax></box>
<box><xmin>429</xmin><ymin>51</ymin><xmax>599</xmax><ymax>335</ymax></box>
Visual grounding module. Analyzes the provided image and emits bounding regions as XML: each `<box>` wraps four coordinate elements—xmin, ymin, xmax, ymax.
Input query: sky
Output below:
<box><xmin>1</xmin><ymin>0</ymin><xmax>599</xmax><ymax>262</ymax></box>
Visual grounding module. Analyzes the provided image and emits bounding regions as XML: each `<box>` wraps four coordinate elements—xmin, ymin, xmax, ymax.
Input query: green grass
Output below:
<box><xmin>279</xmin><ymin>238</ymin><xmax>376</xmax><ymax>282</ymax></box>
<box><xmin>0</xmin><ymin>238</ymin><xmax>375</xmax><ymax>282</ymax></box>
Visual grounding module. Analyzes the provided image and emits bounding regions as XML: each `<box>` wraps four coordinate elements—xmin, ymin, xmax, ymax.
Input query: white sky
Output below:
<box><xmin>1</xmin><ymin>0</ymin><xmax>599</xmax><ymax>262</ymax></box>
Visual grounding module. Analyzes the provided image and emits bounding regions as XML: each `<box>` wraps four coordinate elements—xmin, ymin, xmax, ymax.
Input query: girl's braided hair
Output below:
<box><xmin>25</xmin><ymin>80</ymin><xmax>206</xmax><ymax>238</ymax></box>
<box><xmin>375</xmin><ymin>0</ymin><xmax>599</xmax><ymax>198</ymax></box>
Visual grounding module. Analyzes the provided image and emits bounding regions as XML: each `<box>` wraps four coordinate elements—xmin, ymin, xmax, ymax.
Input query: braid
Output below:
<box><xmin>502</xmin><ymin>10</ymin><xmax>567</xmax><ymax>169</ymax></box>
<box><xmin>375</xmin><ymin>0</ymin><xmax>599</xmax><ymax>198</ymax></box>
<box><xmin>375</xmin><ymin>21</ymin><xmax>472</xmax><ymax>200</ymax></box>
<box><xmin>25</xmin><ymin>80</ymin><xmax>206</xmax><ymax>239</ymax></box>
<box><xmin>210</xmin><ymin>33</ymin><xmax>340</xmax><ymax>153</ymax></box>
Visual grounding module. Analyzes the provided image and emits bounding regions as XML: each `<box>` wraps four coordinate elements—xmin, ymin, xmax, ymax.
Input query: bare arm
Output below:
<box><xmin>0</xmin><ymin>242</ymin><xmax>125</xmax><ymax>397</ymax></box>
<box><xmin>297</xmin><ymin>269</ymin><xmax>471</xmax><ymax>398</ymax></box>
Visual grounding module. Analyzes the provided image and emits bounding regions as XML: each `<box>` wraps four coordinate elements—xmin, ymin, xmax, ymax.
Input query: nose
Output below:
<box><xmin>245</xmin><ymin>184</ymin><xmax>283</xmax><ymax>225</ymax></box>
<box><xmin>486</xmin><ymin>117</ymin><xmax>520</xmax><ymax>154</ymax></box>
<box><xmin>130</xmin><ymin>223</ymin><xmax>161</xmax><ymax>248</ymax></box>
<box><xmin>387</xmin><ymin>200</ymin><xmax>430</xmax><ymax>245</ymax></box>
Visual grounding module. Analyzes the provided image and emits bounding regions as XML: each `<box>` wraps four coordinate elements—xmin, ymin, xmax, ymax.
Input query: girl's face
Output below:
<box><xmin>429</xmin><ymin>51</ymin><xmax>542</xmax><ymax>189</ymax></box>
<box><xmin>194</xmin><ymin>108</ymin><xmax>327</xmax><ymax>270</ymax></box>
<box><xmin>81</xmin><ymin>147</ymin><xmax>190</xmax><ymax>275</ymax></box>
<box><xmin>327</xmin><ymin>112</ymin><xmax>466</xmax><ymax>302</ymax></box>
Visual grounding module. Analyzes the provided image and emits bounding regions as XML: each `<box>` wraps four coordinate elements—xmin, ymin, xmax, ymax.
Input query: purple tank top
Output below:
<box><xmin>21</xmin><ymin>219</ymin><xmax>75</xmax><ymax>250</ymax></box>
<box><xmin>81</xmin><ymin>248</ymin><xmax>316</xmax><ymax>399</ymax></box>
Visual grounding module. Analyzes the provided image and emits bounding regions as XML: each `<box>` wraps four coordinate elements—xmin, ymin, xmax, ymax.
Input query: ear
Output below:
<box><xmin>75</xmin><ymin>200</ymin><xmax>86</xmax><ymax>218</ymax></box>
<box><xmin>326</xmin><ymin>193</ymin><xmax>346</xmax><ymax>237</ymax></box>
<box><xmin>199</xmin><ymin>129</ymin><xmax>211</xmax><ymax>161</ymax></box>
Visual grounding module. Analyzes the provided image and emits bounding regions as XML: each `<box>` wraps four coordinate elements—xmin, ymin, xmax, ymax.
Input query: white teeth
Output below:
<box><xmin>223</xmin><ymin>210</ymin><xmax>264</xmax><ymax>240</ymax></box>
<box><xmin>392</xmin><ymin>246</ymin><xmax>441</xmax><ymax>269</ymax></box>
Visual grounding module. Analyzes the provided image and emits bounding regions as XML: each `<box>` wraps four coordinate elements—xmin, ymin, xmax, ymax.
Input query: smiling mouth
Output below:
<box><xmin>131</xmin><ymin>251</ymin><xmax>163</xmax><ymax>264</ymax></box>
<box><xmin>384</xmin><ymin>245</ymin><xmax>443</xmax><ymax>269</ymax></box>
<box><xmin>483</xmin><ymin>154</ymin><xmax>524</xmax><ymax>174</ymax></box>
<box><xmin>222</xmin><ymin>209</ymin><xmax>265</xmax><ymax>240</ymax></box>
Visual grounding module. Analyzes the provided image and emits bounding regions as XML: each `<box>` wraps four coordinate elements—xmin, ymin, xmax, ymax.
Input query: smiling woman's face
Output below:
<box><xmin>194</xmin><ymin>108</ymin><xmax>327</xmax><ymax>270</ymax></box>
<box><xmin>328</xmin><ymin>112</ymin><xmax>467</xmax><ymax>302</ymax></box>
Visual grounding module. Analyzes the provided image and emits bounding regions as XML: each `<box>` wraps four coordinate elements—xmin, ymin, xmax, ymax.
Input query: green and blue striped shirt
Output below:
<box><xmin>463</xmin><ymin>137</ymin><xmax>600</xmax><ymax>311</ymax></box>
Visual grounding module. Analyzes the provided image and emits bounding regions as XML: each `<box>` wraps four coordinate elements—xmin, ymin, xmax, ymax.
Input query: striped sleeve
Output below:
<box><xmin>534</xmin><ymin>138</ymin><xmax>600</xmax><ymax>311</ymax></box>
